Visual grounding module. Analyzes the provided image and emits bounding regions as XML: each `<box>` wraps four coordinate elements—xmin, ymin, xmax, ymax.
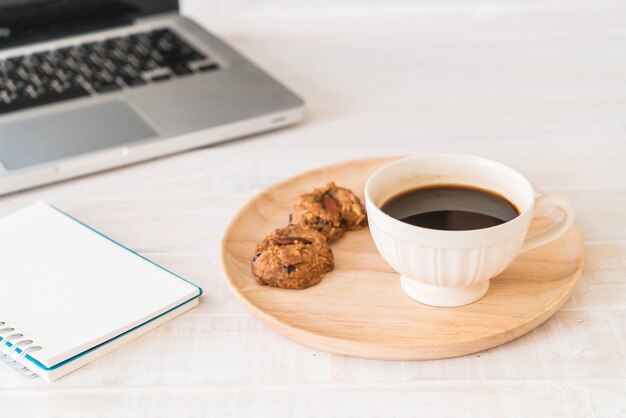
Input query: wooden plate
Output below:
<box><xmin>220</xmin><ymin>158</ymin><xmax>585</xmax><ymax>360</ymax></box>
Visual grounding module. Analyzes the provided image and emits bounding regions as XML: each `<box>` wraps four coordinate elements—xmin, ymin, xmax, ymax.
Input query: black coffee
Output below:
<box><xmin>381</xmin><ymin>185</ymin><xmax>519</xmax><ymax>231</ymax></box>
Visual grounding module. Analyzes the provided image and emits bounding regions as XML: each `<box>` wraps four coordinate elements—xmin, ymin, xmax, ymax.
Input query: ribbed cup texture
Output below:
<box><xmin>370</xmin><ymin>223</ymin><xmax>525</xmax><ymax>287</ymax></box>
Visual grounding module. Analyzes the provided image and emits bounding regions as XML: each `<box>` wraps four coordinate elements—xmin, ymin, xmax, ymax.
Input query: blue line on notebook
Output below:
<box><xmin>2</xmin><ymin>293</ymin><xmax>200</xmax><ymax>371</ymax></box>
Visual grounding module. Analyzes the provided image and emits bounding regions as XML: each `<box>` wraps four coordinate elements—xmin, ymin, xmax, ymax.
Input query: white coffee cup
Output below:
<box><xmin>364</xmin><ymin>154</ymin><xmax>574</xmax><ymax>307</ymax></box>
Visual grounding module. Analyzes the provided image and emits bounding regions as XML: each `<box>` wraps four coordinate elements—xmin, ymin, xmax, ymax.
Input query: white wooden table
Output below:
<box><xmin>1</xmin><ymin>1</ymin><xmax>625</xmax><ymax>416</ymax></box>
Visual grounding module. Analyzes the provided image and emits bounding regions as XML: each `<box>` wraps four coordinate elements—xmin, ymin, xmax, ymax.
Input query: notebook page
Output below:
<box><xmin>0</xmin><ymin>203</ymin><xmax>200</xmax><ymax>368</ymax></box>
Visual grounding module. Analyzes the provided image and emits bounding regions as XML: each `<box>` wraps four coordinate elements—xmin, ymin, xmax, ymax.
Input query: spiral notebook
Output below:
<box><xmin>0</xmin><ymin>202</ymin><xmax>202</xmax><ymax>382</ymax></box>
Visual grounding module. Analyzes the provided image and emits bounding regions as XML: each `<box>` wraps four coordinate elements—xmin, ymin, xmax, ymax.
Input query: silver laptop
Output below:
<box><xmin>0</xmin><ymin>0</ymin><xmax>304</xmax><ymax>195</ymax></box>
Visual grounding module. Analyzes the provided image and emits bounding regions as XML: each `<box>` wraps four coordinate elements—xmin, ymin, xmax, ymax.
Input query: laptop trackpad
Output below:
<box><xmin>0</xmin><ymin>101</ymin><xmax>157</xmax><ymax>170</ymax></box>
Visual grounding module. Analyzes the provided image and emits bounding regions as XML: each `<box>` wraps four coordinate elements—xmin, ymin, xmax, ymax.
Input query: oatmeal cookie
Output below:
<box><xmin>291</xmin><ymin>188</ymin><xmax>344</xmax><ymax>241</ymax></box>
<box><xmin>324</xmin><ymin>182</ymin><xmax>368</xmax><ymax>230</ymax></box>
<box><xmin>291</xmin><ymin>182</ymin><xmax>367</xmax><ymax>240</ymax></box>
<box><xmin>251</xmin><ymin>225</ymin><xmax>334</xmax><ymax>289</ymax></box>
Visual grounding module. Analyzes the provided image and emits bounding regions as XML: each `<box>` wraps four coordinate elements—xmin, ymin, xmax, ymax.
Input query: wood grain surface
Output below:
<box><xmin>221</xmin><ymin>158</ymin><xmax>585</xmax><ymax>360</ymax></box>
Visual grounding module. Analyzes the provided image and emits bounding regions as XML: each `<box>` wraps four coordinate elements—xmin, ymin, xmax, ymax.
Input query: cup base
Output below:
<box><xmin>400</xmin><ymin>276</ymin><xmax>489</xmax><ymax>307</ymax></box>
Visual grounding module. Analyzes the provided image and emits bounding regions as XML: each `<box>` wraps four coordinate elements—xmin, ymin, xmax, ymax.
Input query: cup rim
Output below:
<box><xmin>364</xmin><ymin>153</ymin><xmax>535</xmax><ymax>236</ymax></box>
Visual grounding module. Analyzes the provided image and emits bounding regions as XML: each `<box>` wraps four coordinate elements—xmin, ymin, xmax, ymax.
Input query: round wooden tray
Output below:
<box><xmin>220</xmin><ymin>158</ymin><xmax>585</xmax><ymax>360</ymax></box>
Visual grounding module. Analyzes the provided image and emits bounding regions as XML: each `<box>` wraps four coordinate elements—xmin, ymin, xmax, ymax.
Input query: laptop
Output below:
<box><xmin>0</xmin><ymin>0</ymin><xmax>304</xmax><ymax>195</ymax></box>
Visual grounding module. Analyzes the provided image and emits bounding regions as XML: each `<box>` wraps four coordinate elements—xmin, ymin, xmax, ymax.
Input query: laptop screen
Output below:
<box><xmin>0</xmin><ymin>0</ymin><xmax>178</xmax><ymax>49</ymax></box>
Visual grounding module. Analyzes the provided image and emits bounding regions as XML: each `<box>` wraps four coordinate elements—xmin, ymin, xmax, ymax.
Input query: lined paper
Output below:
<box><xmin>0</xmin><ymin>203</ymin><xmax>199</xmax><ymax>368</ymax></box>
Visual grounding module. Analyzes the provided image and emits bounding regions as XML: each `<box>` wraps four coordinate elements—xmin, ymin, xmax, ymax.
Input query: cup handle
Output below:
<box><xmin>520</xmin><ymin>194</ymin><xmax>575</xmax><ymax>253</ymax></box>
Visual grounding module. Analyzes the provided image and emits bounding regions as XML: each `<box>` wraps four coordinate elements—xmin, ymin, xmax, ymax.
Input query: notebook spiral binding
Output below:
<box><xmin>0</xmin><ymin>321</ymin><xmax>42</xmax><ymax>378</ymax></box>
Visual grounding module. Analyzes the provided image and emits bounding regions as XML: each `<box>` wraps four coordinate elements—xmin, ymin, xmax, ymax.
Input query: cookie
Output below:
<box><xmin>251</xmin><ymin>225</ymin><xmax>334</xmax><ymax>289</ymax></box>
<box><xmin>291</xmin><ymin>182</ymin><xmax>367</xmax><ymax>241</ymax></box>
<box><xmin>324</xmin><ymin>182</ymin><xmax>368</xmax><ymax>230</ymax></box>
<box><xmin>291</xmin><ymin>189</ymin><xmax>345</xmax><ymax>241</ymax></box>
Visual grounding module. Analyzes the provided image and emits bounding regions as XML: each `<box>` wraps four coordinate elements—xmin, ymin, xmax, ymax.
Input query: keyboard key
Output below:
<box><xmin>123</xmin><ymin>77</ymin><xmax>146</xmax><ymax>87</ymax></box>
<box><xmin>171</xmin><ymin>63</ymin><xmax>193</xmax><ymax>76</ymax></box>
<box><xmin>197</xmin><ymin>63</ymin><xmax>219</xmax><ymax>72</ymax></box>
<box><xmin>91</xmin><ymin>81</ymin><xmax>120</xmax><ymax>93</ymax></box>
<box><xmin>151</xmin><ymin>74</ymin><xmax>171</xmax><ymax>82</ymax></box>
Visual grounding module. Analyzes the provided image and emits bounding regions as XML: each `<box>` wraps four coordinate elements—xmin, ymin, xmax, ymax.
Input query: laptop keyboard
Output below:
<box><xmin>0</xmin><ymin>28</ymin><xmax>219</xmax><ymax>115</ymax></box>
